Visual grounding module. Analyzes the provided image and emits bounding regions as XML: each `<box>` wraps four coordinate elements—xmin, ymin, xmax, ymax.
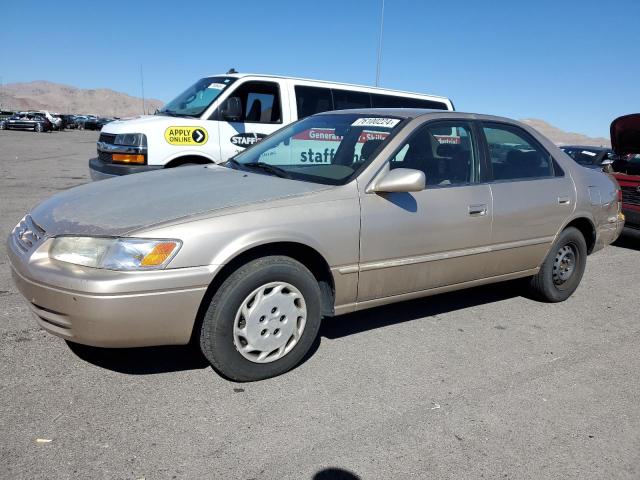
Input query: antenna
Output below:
<box><xmin>375</xmin><ymin>0</ymin><xmax>385</xmax><ymax>87</ymax></box>
<box><xmin>140</xmin><ymin>65</ymin><xmax>146</xmax><ymax>115</ymax></box>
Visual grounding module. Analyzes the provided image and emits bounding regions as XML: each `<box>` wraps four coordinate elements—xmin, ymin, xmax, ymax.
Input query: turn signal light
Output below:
<box><xmin>112</xmin><ymin>154</ymin><xmax>145</xmax><ymax>164</ymax></box>
<box><xmin>140</xmin><ymin>242</ymin><xmax>179</xmax><ymax>267</ymax></box>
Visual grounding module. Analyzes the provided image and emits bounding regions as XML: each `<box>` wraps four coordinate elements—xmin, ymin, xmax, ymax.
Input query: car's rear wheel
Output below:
<box><xmin>35</xmin><ymin>123</ymin><xmax>43</xmax><ymax>133</ymax></box>
<box><xmin>528</xmin><ymin>226</ymin><xmax>587</xmax><ymax>302</ymax></box>
<box><xmin>199</xmin><ymin>256</ymin><xmax>322</xmax><ymax>381</ymax></box>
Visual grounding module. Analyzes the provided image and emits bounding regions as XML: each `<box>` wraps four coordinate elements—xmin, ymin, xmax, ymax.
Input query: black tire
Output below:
<box><xmin>199</xmin><ymin>256</ymin><xmax>322</xmax><ymax>381</ymax></box>
<box><xmin>34</xmin><ymin>123</ymin><xmax>43</xmax><ymax>133</ymax></box>
<box><xmin>528</xmin><ymin>227</ymin><xmax>587</xmax><ymax>302</ymax></box>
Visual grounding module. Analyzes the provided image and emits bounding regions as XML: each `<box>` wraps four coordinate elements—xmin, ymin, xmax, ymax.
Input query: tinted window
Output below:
<box><xmin>483</xmin><ymin>124</ymin><xmax>552</xmax><ymax>180</ymax></box>
<box><xmin>295</xmin><ymin>86</ymin><xmax>334</xmax><ymax>119</ymax></box>
<box><xmin>225</xmin><ymin>81</ymin><xmax>282</xmax><ymax>124</ymax></box>
<box><xmin>371</xmin><ymin>94</ymin><xmax>448</xmax><ymax>110</ymax></box>
<box><xmin>332</xmin><ymin>90</ymin><xmax>371</xmax><ymax>110</ymax></box>
<box><xmin>390</xmin><ymin>122</ymin><xmax>476</xmax><ymax>186</ymax></box>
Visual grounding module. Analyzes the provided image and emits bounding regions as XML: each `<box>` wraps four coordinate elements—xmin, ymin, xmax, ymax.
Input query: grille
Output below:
<box><xmin>99</xmin><ymin>133</ymin><xmax>116</xmax><ymax>144</ymax></box>
<box><xmin>621</xmin><ymin>186</ymin><xmax>640</xmax><ymax>206</ymax></box>
<box><xmin>13</xmin><ymin>215</ymin><xmax>46</xmax><ymax>252</ymax></box>
<box><xmin>98</xmin><ymin>151</ymin><xmax>112</xmax><ymax>163</ymax></box>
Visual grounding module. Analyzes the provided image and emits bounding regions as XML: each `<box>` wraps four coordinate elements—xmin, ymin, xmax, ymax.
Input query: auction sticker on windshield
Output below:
<box><xmin>164</xmin><ymin>126</ymin><xmax>208</xmax><ymax>145</ymax></box>
<box><xmin>351</xmin><ymin>117</ymin><xmax>401</xmax><ymax>128</ymax></box>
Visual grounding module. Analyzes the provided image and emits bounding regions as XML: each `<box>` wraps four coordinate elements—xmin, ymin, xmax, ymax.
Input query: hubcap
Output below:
<box><xmin>552</xmin><ymin>244</ymin><xmax>576</xmax><ymax>285</ymax></box>
<box><xmin>233</xmin><ymin>282</ymin><xmax>307</xmax><ymax>363</ymax></box>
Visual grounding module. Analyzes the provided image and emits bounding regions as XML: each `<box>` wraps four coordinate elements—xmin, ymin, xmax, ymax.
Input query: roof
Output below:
<box><xmin>314</xmin><ymin>108</ymin><xmax>520</xmax><ymax>124</ymax></box>
<box><xmin>209</xmin><ymin>72</ymin><xmax>451</xmax><ymax>102</ymax></box>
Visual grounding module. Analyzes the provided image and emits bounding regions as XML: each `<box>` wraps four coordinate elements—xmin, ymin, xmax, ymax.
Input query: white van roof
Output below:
<box><xmin>209</xmin><ymin>72</ymin><xmax>451</xmax><ymax>103</ymax></box>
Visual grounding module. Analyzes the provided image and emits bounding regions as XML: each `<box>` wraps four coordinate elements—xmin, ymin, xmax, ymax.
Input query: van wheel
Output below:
<box><xmin>199</xmin><ymin>256</ymin><xmax>322</xmax><ymax>381</ymax></box>
<box><xmin>528</xmin><ymin>227</ymin><xmax>587</xmax><ymax>302</ymax></box>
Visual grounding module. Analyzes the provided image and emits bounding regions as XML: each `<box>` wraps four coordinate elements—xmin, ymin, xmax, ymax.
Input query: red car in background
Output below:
<box><xmin>610</xmin><ymin>114</ymin><xmax>640</xmax><ymax>230</ymax></box>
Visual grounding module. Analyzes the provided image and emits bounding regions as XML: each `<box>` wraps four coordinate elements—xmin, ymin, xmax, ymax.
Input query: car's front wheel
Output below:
<box><xmin>528</xmin><ymin>226</ymin><xmax>587</xmax><ymax>302</ymax></box>
<box><xmin>199</xmin><ymin>256</ymin><xmax>322</xmax><ymax>381</ymax></box>
<box><xmin>34</xmin><ymin>123</ymin><xmax>43</xmax><ymax>133</ymax></box>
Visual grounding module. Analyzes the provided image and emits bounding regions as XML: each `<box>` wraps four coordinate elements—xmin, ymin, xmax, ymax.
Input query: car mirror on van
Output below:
<box><xmin>221</xmin><ymin>97</ymin><xmax>242</xmax><ymax>121</ymax></box>
<box><xmin>373</xmin><ymin>168</ymin><xmax>426</xmax><ymax>193</ymax></box>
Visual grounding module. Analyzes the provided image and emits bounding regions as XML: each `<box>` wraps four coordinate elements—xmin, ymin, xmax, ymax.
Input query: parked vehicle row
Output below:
<box><xmin>0</xmin><ymin>111</ymin><xmax>117</xmax><ymax>132</ymax></box>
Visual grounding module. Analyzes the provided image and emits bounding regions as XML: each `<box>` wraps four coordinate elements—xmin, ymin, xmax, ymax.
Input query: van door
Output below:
<box><xmin>217</xmin><ymin>80</ymin><xmax>289</xmax><ymax>161</ymax></box>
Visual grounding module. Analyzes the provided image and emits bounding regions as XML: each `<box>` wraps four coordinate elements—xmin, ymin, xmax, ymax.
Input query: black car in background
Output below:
<box><xmin>560</xmin><ymin>145</ymin><xmax>613</xmax><ymax>170</ymax></box>
<box><xmin>0</xmin><ymin>112</ymin><xmax>53</xmax><ymax>132</ymax></box>
<box><xmin>80</xmin><ymin>115</ymin><xmax>100</xmax><ymax>130</ymax></box>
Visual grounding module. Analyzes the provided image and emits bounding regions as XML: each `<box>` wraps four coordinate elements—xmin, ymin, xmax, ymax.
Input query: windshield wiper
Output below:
<box><xmin>223</xmin><ymin>158</ymin><xmax>246</xmax><ymax>170</ymax></box>
<box><xmin>242</xmin><ymin>162</ymin><xmax>292</xmax><ymax>179</ymax></box>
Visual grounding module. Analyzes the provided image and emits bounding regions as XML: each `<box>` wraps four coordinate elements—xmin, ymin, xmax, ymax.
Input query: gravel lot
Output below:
<box><xmin>1</xmin><ymin>129</ymin><xmax>639</xmax><ymax>479</ymax></box>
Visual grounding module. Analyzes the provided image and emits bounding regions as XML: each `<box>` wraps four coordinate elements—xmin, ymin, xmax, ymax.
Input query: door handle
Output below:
<box><xmin>468</xmin><ymin>204</ymin><xmax>488</xmax><ymax>216</ymax></box>
<box><xmin>558</xmin><ymin>196</ymin><xmax>571</xmax><ymax>205</ymax></box>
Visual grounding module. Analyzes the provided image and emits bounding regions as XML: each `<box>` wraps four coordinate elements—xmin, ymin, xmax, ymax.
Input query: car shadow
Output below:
<box><xmin>320</xmin><ymin>280</ymin><xmax>523</xmax><ymax>340</ymax></box>
<box><xmin>67</xmin><ymin>281</ymin><xmax>523</xmax><ymax>376</ymax></box>
<box><xmin>613</xmin><ymin>227</ymin><xmax>640</xmax><ymax>251</ymax></box>
<box><xmin>66</xmin><ymin>341</ymin><xmax>210</xmax><ymax>375</ymax></box>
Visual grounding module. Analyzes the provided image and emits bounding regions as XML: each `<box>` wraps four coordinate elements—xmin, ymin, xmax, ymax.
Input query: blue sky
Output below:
<box><xmin>1</xmin><ymin>0</ymin><xmax>638</xmax><ymax>137</ymax></box>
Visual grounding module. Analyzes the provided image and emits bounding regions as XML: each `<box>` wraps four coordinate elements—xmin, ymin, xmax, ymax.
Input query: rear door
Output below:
<box><xmin>480</xmin><ymin>121</ymin><xmax>575</xmax><ymax>276</ymax></box>
<box><xmin>217</xmin><ymin>80</ymin><xmax>289</xmax><ymax>161</ymax></box>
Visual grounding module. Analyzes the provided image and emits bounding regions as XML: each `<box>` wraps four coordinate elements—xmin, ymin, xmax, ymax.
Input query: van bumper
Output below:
<box><xmin>89</xmin><ymin>157</ymin><xmax>163</xmax><ymax>181</ymax></box>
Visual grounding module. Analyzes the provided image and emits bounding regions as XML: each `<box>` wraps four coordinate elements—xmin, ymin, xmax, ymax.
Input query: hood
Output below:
<box><xmin>610</xmin><ymin>113</ymin><xmax>640</xmax><ymax>155</ymax></box>
<box><xmin>30</xmin><ymin>166</ymin><xmax>330</xmax><ymax>236</ymax></box>
<box><xmin>102</xmin><ymin>114</ymin><xmax>195</xmax><ymax>134</ymax></box>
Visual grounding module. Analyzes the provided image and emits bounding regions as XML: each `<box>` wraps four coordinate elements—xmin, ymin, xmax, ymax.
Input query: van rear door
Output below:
<box><xmin>217</xmin><ymin>79</ymin><xmax>290</xmax><ymax>161</ymax></box>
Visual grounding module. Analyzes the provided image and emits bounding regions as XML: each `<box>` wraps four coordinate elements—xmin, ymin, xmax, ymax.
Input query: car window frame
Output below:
<box><xmin>478</xmin><ymin>120</ymin><xmax>562</xmax><ymax>183</ymax></box>
<box><xmin>212</xmin><ymin>80</ymin><xmax>283</xmax><ymax>125</ymax></box>
<box><xmin>381</xmin><ymin>118</ymin><xmax>483</xmax><ymax>189</ymax></box>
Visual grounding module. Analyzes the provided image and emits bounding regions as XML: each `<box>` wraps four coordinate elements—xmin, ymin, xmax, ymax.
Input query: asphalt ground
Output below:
<box><xmin>1</xmin><ymin>128</ymin><xmax>639</xmax><ymax>479</ymax></box>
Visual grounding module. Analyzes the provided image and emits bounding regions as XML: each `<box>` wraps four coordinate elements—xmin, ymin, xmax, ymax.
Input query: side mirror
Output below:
<box><xmin>221</xmin><ymin>97</ymin><xmax>242</xmax><ymax>121</ymax></box>
<box><xmin>373</xmin><ymin>168</ymin><xmax>426</xmax><ymax>193</ymax></box>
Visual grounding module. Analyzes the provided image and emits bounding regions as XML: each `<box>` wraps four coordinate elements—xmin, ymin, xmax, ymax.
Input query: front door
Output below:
<box><xmin>358</xmin><ymin>120</ymin><xmax>493</xmax><ymax>302</ymax></box>
<box><xmin>217</xmin><ymin>80</ymin><xmax>288</xmax><ymax>162</ymax></box>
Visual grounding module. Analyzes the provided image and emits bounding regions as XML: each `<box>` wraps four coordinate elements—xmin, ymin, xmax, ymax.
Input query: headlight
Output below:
<box><xmin>49</xmin><ymin>237</ymin><xmax>181</xmax><ymax>270</ymax></box>
<box><xmin>114</xmin><ymin>133</ymin><xmax>147</xmax><ymax>147</ymax></box>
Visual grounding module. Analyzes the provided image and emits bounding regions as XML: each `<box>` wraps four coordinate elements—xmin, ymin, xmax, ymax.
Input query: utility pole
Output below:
<box><xmin>140</xmin><ymin>65</ymin><xmax>146</xmax><ymax>115</ymax></box>
<box><xmin>375</xmin><ymin>0</ymin><xmax>385</xmax><ymax>87</ymax></box>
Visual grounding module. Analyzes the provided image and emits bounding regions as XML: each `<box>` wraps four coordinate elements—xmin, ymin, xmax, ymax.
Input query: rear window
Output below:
<box><xmin>561</xmin><ymin>147</ymin><xmax>603</xmax><ymax>165</ymax></box>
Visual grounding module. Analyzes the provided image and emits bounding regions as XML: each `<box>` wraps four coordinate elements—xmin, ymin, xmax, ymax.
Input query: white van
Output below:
<box><xmin>89</xmin><ymin>73</ymin><xmax>454</xmax><ymax>180</ymax></box>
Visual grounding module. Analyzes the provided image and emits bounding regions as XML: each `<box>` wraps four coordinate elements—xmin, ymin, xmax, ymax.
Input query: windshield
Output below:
<box><xmin>159</xmin><ymin>76</ymin><xmax>236</xmax><ymax>117</ymax></box>
<box><xmin>231</xmin><ymin>113</ymin><xmax>404</xmax><ymax>185</ymax></box>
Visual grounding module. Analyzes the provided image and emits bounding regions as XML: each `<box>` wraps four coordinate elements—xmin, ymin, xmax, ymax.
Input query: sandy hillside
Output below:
<box><xmin>0</xmin><ymin>81</ymin><xmax>164</xmax><ymax>116</ymax></box>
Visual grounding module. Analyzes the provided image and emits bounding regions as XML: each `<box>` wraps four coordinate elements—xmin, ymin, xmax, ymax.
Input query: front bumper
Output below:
<box><xmin>8</xmin><ymin>237</ymin><xmax>215</xmax><ymax>348</ymax></box>
<box><xmin>89</xmin><ymin>157</ymin><xmax>162</xmax><ymax>181</ymax></box>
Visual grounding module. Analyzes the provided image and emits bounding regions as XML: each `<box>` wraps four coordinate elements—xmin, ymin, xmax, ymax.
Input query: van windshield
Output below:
<box><xmin>158</xmin><ymin>76</ymin><xmax>237</xmax><ymax>117</ymax></box>
<box><xmin>229</xmin><ymin>113</ymin><xmax>404</xmax><ymax>185</ymax></box>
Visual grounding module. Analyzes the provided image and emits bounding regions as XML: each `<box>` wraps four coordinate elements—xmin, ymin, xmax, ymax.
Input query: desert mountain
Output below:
<box><xmin>0</xmin><ymin>81</ymin><xmax>164</xmax><ymax>117</ymax></box>
<box><xmin>0</xmin><ymin>81</ymin><xmax>611</xmax><ymax>146</ymax></box>
<box><xmin>520</xmin><ymin>118</ymin><xmax>610</xmax><ymax>147</ymax></box>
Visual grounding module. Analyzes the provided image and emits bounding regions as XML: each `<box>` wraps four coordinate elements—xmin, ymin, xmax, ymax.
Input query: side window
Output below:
<box><xmin>295</xmin><ymin>86</ymin><xmax>333</xmax><ymax>119</ymax></box>
<box><xmin>483</xmin><ymin>124</ymin><xmax>552</xmax><ymax>180</ymax></box>
<box><xmin>371</xmin><ymin>94</ymin><xmax>448</xmax><ymax>110</ymax></box>
<box><xmin>226</xmin><ymin>81</ymin><xmax>282</xmax><ymax>124</ymax></box>
<box><xmin>332</xmin><ymin>89</ymin><xmax>371</xmax><ymax>110</ymax></box>
<box><xmin>390</xmin><ymin>122</ymin><xmax>476</xmax><ymax>187</ymax></box>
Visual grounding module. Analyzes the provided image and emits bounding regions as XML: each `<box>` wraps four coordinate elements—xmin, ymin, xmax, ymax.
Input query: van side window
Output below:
<box><xmin>228</xmin><ymin>81</ymin><xmax>282</xmax><ymax>124</ymax></box>
<box><xmin>390</xmin><ymin>121</ymin><xmax>476</xmax><ymax>187</ymax></box>
<box><xmin>371</xmin><ymin>94</ymin><xmax>448</xmax><ymax>110</ymax></box>
<box><xmin>482</xmin><ymin>124</ymin><xmax>553</xmax><ymax>180</ymax></box>
<box><xmin>332</xmin><ymin>90</ymin><xmax>371</xmax><ymax>110</ymax></box>
<box><xmin>295</xmin><ymin>86</ymin><xmax>334</xmax><ymax>119</ymax></box>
